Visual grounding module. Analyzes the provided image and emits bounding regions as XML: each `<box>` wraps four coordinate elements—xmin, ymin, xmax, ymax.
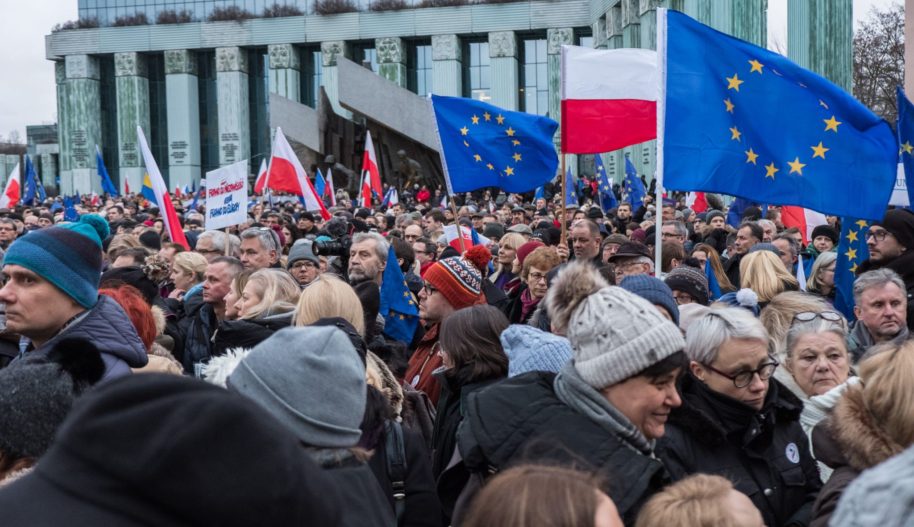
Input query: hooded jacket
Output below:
<box><xmin>657</xmin><ymin>375</ymin><xmax>822</xmax><ymax>527</ymax></box>
<box><xmin>809</xmin><ymin>385</ymin><xmax>908</xmax><ymax>527</ymax></box>
<box><xmin>30</xmin><ymin>295</ymin><xmax>147</xmax><ymax>381</ymax></box>
<box><xmin>211</xmin><ymin>311</ymin><xmax>293</xmax><ymax>358</ymax></box>
<box><xmin>456</xmin><ymin>372</ymin><xmax>670</xmax><ymax>525</ymax></box>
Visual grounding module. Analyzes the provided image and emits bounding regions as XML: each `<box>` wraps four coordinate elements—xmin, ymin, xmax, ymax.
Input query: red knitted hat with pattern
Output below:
<box><xmin>424</xmin><ymin>256</ymin><xmax>482</xmax><ymax>310</ymax></box>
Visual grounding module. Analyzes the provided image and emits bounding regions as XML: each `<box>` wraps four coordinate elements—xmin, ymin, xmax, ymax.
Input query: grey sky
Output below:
<box><xmin>0</xmin><ymin>0</ymin><xmax>901</xmax><ymax>143</ymax></box>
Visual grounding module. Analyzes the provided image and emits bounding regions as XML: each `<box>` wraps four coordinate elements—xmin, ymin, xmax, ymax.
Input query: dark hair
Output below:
<box><xmin>738</xmin><ymin>222</ymin><xmax>764</xmax><ymax>242</ymax></box>
<box><xmin>638</xmin><ymin>350</ymin><xmax>688</xmax><ymax>381</ymax></box>
<box><xmin>117</xmin><ymin>247</ymin><xmax>151</xmax><ymax>266</ymax></box>
<box><xmin>661</xmin><ymin>241</ymin><xmax>685</xmax><ymax>273</ymax></box>
<box><xmin>439</xmin><ymin>305</ymin><xmax>509</xmax><ymax>385</ymax></box>
<box><xmin>389</xmin><ymin>236</ymin><xmax>415</xmax><ymax>273</ymax></box>
<box><xmin>425</xmin><ymin>209</ymin><xmax>446</xmax><ymax>224</ymax></box>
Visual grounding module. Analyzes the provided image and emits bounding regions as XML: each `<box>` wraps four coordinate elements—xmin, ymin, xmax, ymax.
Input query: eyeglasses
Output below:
<box><xmin>291</xmin><ymin>261</ymin><xmax>318</xmax><ymax>270</ymax></box>
<box><xmin>672</xmin><ymin>291</ymin><xmax>694</xmax><ymax>305</ymax></box>
<box><xmin>661</xmin><ymin>232</ymin><xmax>683</xmax><ymax>239</ymax></box>
<box><xmin>866</xmin><ymin>229</ymin><xmax>891</xmax><ymax>242</ymax></box>
<box><xmin>527</xmin><ymin>272</ymin><xmax>548</xmax><ymax>284</ymax></box>
<box><xmin>422</xmin><ymin>282</ymin><xmax>438</xmax><ymax>295</ymax></box>
<box><xmin>702</xmin><ymin>356</ymin><xmax>779</xmax><ymax>389</ymax></box>
<box><xmin>792</xmin><ymin>310</ymin><xmax>847</xmax><ymax>330</ymax></box>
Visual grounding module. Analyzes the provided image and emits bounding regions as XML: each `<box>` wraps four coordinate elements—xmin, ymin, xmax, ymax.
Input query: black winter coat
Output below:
<box><xmin>211</xmin><ymin>312</ymin><xmax>293</xmax><ymax>357</ymax></box>
<box><xmin>456</xmin><ymin>372</ymin><xmax>670</xmax><ymax>525</ymax></box>
<box><xmin>724</xmin><ymin>251</ymin><xmax>745</xmax><ymax>289</ymax></box>
<box><xmin>656</xmin><ymin>375</ymin><xmax>822</xmax><ymax>527</ymax></box>
<box><xmin>319</xmin><ymin>454</ymin><xmax>397</xmax><ymax>527</ymax></box>
<box><xmin>178</xmin><ymin>300</ymin><xmax>215</xmax><ymax>375</ymax></box>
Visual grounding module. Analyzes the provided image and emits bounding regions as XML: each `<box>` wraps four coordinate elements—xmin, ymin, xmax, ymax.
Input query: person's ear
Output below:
<box><xmin>689</xmin><ymin>360</ymin><xmax>705</xmax><ymax>381</ymax></box>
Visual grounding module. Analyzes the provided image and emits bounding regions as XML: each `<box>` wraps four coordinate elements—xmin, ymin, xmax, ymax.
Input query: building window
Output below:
<box><xmin>301</xmin><ymin>47</ymin><xmax>322</xmax><ymax>109</ymax></box>
<box><xmin>351</xmin><ymin>42</ymin><xmax>379</xmax><ymax>74</ymax></box>
<box><xmin>98</xmin><ymin>55</ymin><xmax>119</xmax><ymax>187</ymax></box>
<box><xmin>407</xmin><ymin>41</ymin><xmax>433</xmax><ymax>97</ymax></box>
<box><xmin>249</xmin><ymin>48</ymin><xmax>271</xmax><ymax>176</ymax></box>
<box><xmin>520</xmin><ymin>38</ymin><xmax>548</xmax><ymax>116</ymax></box>
<box><xmin>462</xmin><ymin>39</ymin><xmax>490</xmax><ymax>102</ymax></box>
<box><xmin>147</xmin><ymin>53</ymin><xmax>169</xmax><ymax>182</ymax></box>
<box><xmin>197</xmin><ymin>51</ymin><xmax>220</xmax><ymax>177</ymax></box>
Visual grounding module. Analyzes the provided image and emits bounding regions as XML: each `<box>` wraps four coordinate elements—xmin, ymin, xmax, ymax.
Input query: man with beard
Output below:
<box><xmin>347</xmin><ymin>232</ymin><xmax>388</xmax><ymax>287</ymax></box>
<box><xmin>857</xmin><ymin>209</ymin><xmax>914</xmax><ymax>330</ymax></box>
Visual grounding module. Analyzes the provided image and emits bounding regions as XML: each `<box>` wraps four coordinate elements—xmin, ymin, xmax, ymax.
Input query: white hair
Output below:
<box><xmin>685</xmin><ymin>307</ymin><xmax>769</xmax><ymax>364</ymax></box>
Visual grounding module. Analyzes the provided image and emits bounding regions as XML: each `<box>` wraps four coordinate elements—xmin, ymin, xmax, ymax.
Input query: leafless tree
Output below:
<box><xmin>853</xmin><ymin>2</ymin><xmax>904</xmax><ymax>124</ymax></box>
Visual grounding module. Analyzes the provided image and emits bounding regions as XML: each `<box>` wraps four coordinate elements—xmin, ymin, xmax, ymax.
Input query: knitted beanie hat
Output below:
<box><xmin>501</xmin><ymin>324</ymin><xmax>572</xmax><ymax>377</ymax></box>
<box><xmin>424</xmin><ymin>256</ymin><xmax>482</xmax><ymax>310</ymax></box>
<box><xmin>664</xmin><ymin>265</ymin><xmax>710</xmax><ymax>306</ymax></box>
<box><xmin>227</xmin><ymin>326</ymin><xmax>366</xmax><ymax>448</ymax></box>
<box><xmin>3</xmin><ymin>214</ymin><xmax>110</xmax><ymax>309</ymax></box>
<box><xmin>619</xmin><ymin>274</ymin><xmax>681</xmax><ymax>325</ymax></box>
<box><xmin>287</xmin><ymin>240</ymin><xmax>319</xmax><ymax>268</ymax></box>
<box><xmin>810</xmin><ymin>224</ymin><xmax>839</xmax><ymax>245</ymax></box>
<box><xmin>516</xmin><ymin>240</ymin><xmax>545</xmax><ymax>267</ymax></box>
<box><xmin>551</xmin><ymin>262</ymin><xmax>685</xmax><ymax>389</ymax></box>
<box><xmin>874</xmin><ymin>208</ymin><xmax>914</xmax><ymax>250</ymax></box>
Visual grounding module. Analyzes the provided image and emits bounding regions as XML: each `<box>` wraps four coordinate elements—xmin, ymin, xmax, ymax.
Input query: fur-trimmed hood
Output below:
<box><xmin>202</xmin><ymin>348</ymin><xmax>252</xmax><ymax>387</ymax></box>
<box><xmin>826</xmin><ymin>385</ymin><xmax>905</xmax><ymax>472</ymax></box>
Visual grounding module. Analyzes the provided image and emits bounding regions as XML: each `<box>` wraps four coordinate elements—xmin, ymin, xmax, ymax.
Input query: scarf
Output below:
<box><xmin>519</xmin><ymin>287</ymin><xmax>541</xmax><ymax>322</ymax></box>
<box><xmin>553</xmin><ymin>362</ymin><xmax>653</xmax><ymax>454</ymax></box>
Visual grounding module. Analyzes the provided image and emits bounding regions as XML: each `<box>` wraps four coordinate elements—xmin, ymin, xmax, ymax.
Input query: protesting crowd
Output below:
<box><xmin>0</xmin><ymin>179</ymin><xmax>911</xmax><ymax>527</ymax></box>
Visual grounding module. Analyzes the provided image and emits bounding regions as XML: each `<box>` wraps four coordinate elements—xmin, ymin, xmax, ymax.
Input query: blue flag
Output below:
<box><xmin>662</xmin><ymin>9</ymin><xmax>896</xmax><ymax>220</ymax></box>
<box><xmin>141</xmin><ymin>173</ymin><xmax>157</xmax><ymax>204</ymax></box>
<box><xmin>595</xmin><ymin>154</ymin><xmax>618</xmax><ymax>212</ymax></box>
<box><xmin>726</xmin><ymin>197</ymin><xmax>755</xmax><ymax>228</ymax></box>
<box><xmin>564</xmin><ymin>167</ymin><xmax>579</xmax><ymax>208</ymax></box>
<box><xmin>705</xmin><ymin>258</ymin><xmax>722</xmax><ymax>301</ymax></box>
<box><xmin>96</xmin><ymin>146</ymin><xmax>120</xmax><ymax>197</ymax></box>
<box><xmin>534</xmin><ymin>186</ymin><xmax>545</xmax><ymax>201</ymax></box>
<box><xmin>834</xmin><ymin>218</ymin><xmax>870</xmax><ymax>320</ymax></box>
<box><xmin>63</xmin><ymin>195</ymin><xmax>79</xmax><ymax>222</ymax></box>
<box><xmin>190</xmin><ymin>184</ymin><xmax>204</xmax><ymax>212</ymax></box>
<box><xmin>896</xmin><ymin>87</ymin><xmax>914</xmax><ymax>207</ymax></box>
<box><xmin>379</xmin><ymin>246</ymin><xmax>420</xmax><ymax>344</ymax></box>
<box><xmin>431</xmin><ymin>94</ymin><xmax>559</xmax><ymax>193</ymax></box>
<box><xmin>314</xmin><ymin>169</ymin><xmax>326</xmax><ymax>198</ymax></box>
<box><xmin>22</xmin><ymin>156</ymin><xmax>45</xmax><ymax>205</ymax></box>
<box><xmin>623</xmin><ymin>156</ymin><xmax>645</xmax><ymax>209</ymax></box>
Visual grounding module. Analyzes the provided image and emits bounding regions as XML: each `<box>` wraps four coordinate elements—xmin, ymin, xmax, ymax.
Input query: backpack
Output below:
<box><xmin>384</xmin><ymin>420</ymin><xmax>407</xmax><ymax>524</ymax></box>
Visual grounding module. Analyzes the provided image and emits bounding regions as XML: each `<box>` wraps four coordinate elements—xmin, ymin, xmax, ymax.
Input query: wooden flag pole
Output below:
<box><xmin>449</xmin><ymin>192</ymin><xmax>467</xmax><ymax>254</ymax></box>
<box><xmin>560</xmin><ymin>153</ymin><xmax>567</xmax><ymax>247</ymax></box>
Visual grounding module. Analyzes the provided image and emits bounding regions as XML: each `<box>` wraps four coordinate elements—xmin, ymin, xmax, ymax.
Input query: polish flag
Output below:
<box><xmin>686</xmin><ymin>192</ymin><xmax>708</xmax><ymax>213</ymax></box>
<box><xmin>124</xmin><ymin>179</ymin><xmax>131</xmax><ymax>195</ymax></box>
<box><xmin>325</xmin><ymin>168</ymin><xmax>336</xmax><ymax>207</ymax></box>
<box><xmin>781</xmin><ymin>206</ymin><xmax>828</xmax><ymax>245</ymax></box>
<box><xmin>361</xmin><ymin>131</ymin><xmax>382</xmax><ymax>198</ymax></box>
<box><xmin>137</xmin><ymin>126</ymin><xmax>189</xmax><ymax>249</ymax></box>
<box><xmin>253</xmin><ymin>159</ymin><xmax>268</xmax><ymax>194</ymax></box>
<box><xmin>0</xmin><ymin>163</ymin><xmax>21</xmax><ymax>209</ymax></box>
<box><xmin>358</xmin><ymin>171</ymin><xmax>372</xmax><ymax>208</ymax></box>
<box><xmin>443</xmin><ymin>225</ymin><xmax>492</xmax><ymax>253</ymax></box>
<box><xmin>267</xmin><ymin>127</ymin><xmax>331</xmax><ymax>220</ymax></box>
<box><xmin>561</xmin><ymin>45</ymin><xmax>658</xmax><ymax>154</ymax></box>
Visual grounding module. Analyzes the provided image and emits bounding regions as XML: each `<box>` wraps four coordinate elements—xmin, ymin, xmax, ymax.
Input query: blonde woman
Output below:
<box><xmin>636</xmin><ymin>474</ymin><xmax>763</xmax><ymax>527</ymax></box>
<box><xmin>806</xmin><ymin>252</ymin><xmax>838</xmax><ymax>303</ymax></box>
<box><xmin>293</xmin><ymin>274</ymin><xmax>365</xmax><ymax>336</ymax></box>
<box><xmin>489</xmin><ymin>232</ymin><xmax>527</xmax><ymax>292</ymax></box>
<box><xmin>167</xmin><ymin>251</ymin><xmax>208</xmax><ymax>303</ymax></box>
<box><xmin>739</xmin><ymin>250</ymin><xmax>799</xmax><ymax>305</ymax></box>
<box><xmin>211</xmin><ymin>269</ymin><xmax>300</xmax><ymax>357</ymax></box>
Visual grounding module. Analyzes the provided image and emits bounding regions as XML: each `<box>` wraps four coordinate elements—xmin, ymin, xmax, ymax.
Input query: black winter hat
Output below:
<box><xmin>810</xmin><ymin>225</ymin><xmax>839</xmax><ymax>245</ymax></box>
<box><xmin>0</xmin><ymin>374</ymin><xmax>343</xmax><ymax>526</ymax></box>
<box><xmin>873</xmin><ymin>208</ymin><xmax>914</xmax><ymax>250</ymax></box>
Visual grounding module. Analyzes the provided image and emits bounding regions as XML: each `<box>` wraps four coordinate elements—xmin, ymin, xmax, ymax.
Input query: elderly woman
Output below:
<box><xmin>810</xmin><ymin>340</ymin><xmax>914</xmax><ymax>526</ymax></box>
<box><xmin>457</xmin><ymin>262</ymin><xmax>687</xmax><ymax>524</ymax></box>
<box><xmin>503</xmin><ymin>246</ymin><xmax>562</xmax><ymax>324</ymax></box>
<box><xmin>784</xmin><ymin>310</ymin><xmax>855</xmax><ymax>480</ymax></box>
<box><xmin>657</xmin><ymin>308</ymin><xmax>822</xmax><ymax>527</ymax></box>
<box><xmin>806</xmin><ymin>252</ymin><xmax>838</xmax><ymax>303</ymax></box>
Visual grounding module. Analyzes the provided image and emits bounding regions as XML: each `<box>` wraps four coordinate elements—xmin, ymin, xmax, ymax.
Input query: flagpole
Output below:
<box><xmin>427</xmin><ymin>96</ymin><xmax>467</xmax><ymax>254</ymax></box>
<box><xmin>560</xmin><ymin>153</ymin><xmax>567</xmax><ymax>247</ymax></box>
<box><xmin>654</xmin><ymin>8</ymin><xmax>668</xmax><ymax>275</ymax></box>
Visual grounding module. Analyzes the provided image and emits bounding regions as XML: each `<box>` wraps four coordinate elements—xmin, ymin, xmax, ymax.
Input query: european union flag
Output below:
<box><xmin>896</xmin><ymin>87</ymin><xmax>914</xmax><ymax>207</ymax></box>
<box><xmin>534</xmin><ymin>185</ymin><xmax>545</xmax><ymax>201</ymax></box>
<box><xmin>22</xmin><ymin>156</ymin><xmax>45</xmax><ymax>205</ymax></box>
<box><xmin>314</xmin><ymin>168</ymin><xmax>326</xmax><ymax>198</ymax></box>
<box><xmin>96</xmin><ymin>146</ymin><xmax>119</xmax><ymax>197</ymax></box>
<box><xmin>726</xmin><ymin>197</ymin><xmax>757</xmax><ymax>228</ymax></box>
<box><xmin>431</xmin><ymin>94</ymin><xmax>559</xmax><ymax>193</ymax></box>
<box><xmin>595</xmin><ymin>154</ymin><xmax>618</xmax><ymax>212</ymax></box>
<box><xmin>705</xmin><ymin>258</ymin><xmax>722</xmax><ymax>301</ymax></box>
<box><xmin>834</xmin><ymin>218</ymin><xmax>870</xmax><ymax>320</ymax></box>
<box><xmin>623</xmin><ymin>156</ymin><xmax>645</xmax><ymax>209</ymax></box>
<box><xmin>379</xmin><ymin>245</ymin><xmax>419</xmax><ymax>344</ymax></box>
<box><xmin>564</xmin><ymin>167</ymin><xmax>579</xmax><ymax>208</ymax></box>
<box><xmin>63</xmin><ymin>195</ymin><xmax>80</xmax><ymax>222</ymax></box>
<box><xmin>662</xmin><ymin>9</ymin><xmax>897</xmax><ymax>220</ymax></box>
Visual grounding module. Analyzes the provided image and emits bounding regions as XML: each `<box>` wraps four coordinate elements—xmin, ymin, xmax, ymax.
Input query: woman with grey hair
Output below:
<box><xmin>657</xmin><ymin>308</ymin><xmax>822</xmax><ymax>527</ymax></box>
<box><xmin>784</xmin><ymin>310</ymin><xmax>856</xmax><ymax>480</ymax></box>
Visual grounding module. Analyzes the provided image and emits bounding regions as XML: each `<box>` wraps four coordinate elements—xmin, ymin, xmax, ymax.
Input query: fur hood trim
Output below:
<box><xmin>151</xmin><ymin>305</ymin><xmax>167</xmax><ymax>336</ymax></box>
<box><xmin>544</xmin><ymin>261</ymin><xmax>608</xmax><ymax>335</ymax></box>
<box><xmin>366</xmin><ymin>351</ymin><xmax>404</xmax><ymax>418</ymax></box>
<box><xmin>831</xmin><ymin>384</ymin><xmax>905</xmax><ymax>472</ymax></box>
<box><xmin>202</xmin><ymin>348</ymin><xmax>252</xmax><ymax>388</ymax></box>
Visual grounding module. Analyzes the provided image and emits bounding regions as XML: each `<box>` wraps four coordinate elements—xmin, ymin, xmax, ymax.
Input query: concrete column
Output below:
<box><xmin>216</xmin><ymin>47</ymin><xmax>250</xmax><ymax>167</ymax></box>
<box><xmin>321</xmin><ymin>41</ymin><xmax>350</xmax><ymax>116</ymax></box>
<box><xmin>377</xmin><ymin>37</ymin><xmax>407</xmax><ymax>88</ymax></box>
<box><xmin>788</xmin><ymin>0</ymin><xmax>852</xmax><ymax>91</ymax></box>
<box><xmin>37</xmin><ymin>145</ymin><xmax>59</xmax><ymax>189</ymax></box>
<box><xmin>62</xmin><ymin>55</ymin><xmax>102</xmax><ymax>195</ymax></box>
<box><xmin>593</xmin><ymin>16</ymin><xmax>609</xmax><ymax>50</ymax></box>
<box><xmin>55</xmin><ymin>61</ymin><xmax>69</xmax><ymax>190</ymax></box>
<box><xmin>431</xmin><ymin>35</ymin><xmax>462</xmax><ymax>97</ymax></box>
<box><xmin>165</xmin><ymin>50</ymin><xmax>201</xmax><ymax>190</ymax></box>
<box><xmin>115</xmin><ymin>52</ymin><xmax>150</xmax><ymax>195</ymax></box>
<box><xmin>547</xmin><ymin>28</ymin><xmax>573</xmax><ymax>148</ymax></box>
<box><xmin>488</xmin><ymin>31</ymin><xmax>519</xmax><ymax>111</ymax></box>
<box><xmin>268</xmin><ymin>44</ymin><xmax>301</xmax><ymax>101</ymax></box>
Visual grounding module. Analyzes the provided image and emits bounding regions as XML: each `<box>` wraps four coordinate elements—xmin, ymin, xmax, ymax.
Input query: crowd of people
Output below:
<box><xmin>0</xmin><ymin>184</ymin><xmax>913</xmax><ymax>526</ymax></box>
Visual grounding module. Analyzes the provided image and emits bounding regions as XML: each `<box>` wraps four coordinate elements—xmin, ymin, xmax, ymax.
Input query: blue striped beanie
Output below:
<box><xmin>3</xmin><ymin>215</ymin><xmax>110</xmax><ymax>309</ymax></box>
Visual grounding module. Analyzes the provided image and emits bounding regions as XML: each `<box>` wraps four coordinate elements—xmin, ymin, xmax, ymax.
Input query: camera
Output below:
<box><xmin>313</xmin><ymin>236</ymin><xmax>351</xmax><ymax>258</ymax></box>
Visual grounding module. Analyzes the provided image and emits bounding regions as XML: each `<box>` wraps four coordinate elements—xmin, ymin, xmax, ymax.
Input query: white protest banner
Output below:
<box><xmin>890</xmin><ymin>163</ymin><xmax>910</xmax><ymax>207</ymax></box>
<box><xmin>205</xmin><ymin>161</ymin><xmax>248</xmax><ymax>230</ymax></box>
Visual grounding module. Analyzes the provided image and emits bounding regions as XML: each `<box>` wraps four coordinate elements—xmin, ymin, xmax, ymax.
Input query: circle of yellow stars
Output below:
<box><xmin>723</xmin><ymin>59</ymin><xmax>841</xmax><ymax>181</ymax></box>
<box><xmin>843</xmin><ymin>219</ymin><xmax>869</xmax><ymax>273</ymax></box>
<box><xmin>460</xmin><ymin>111</ymin><xmax>523</xmax><ymax>177</ymax></box>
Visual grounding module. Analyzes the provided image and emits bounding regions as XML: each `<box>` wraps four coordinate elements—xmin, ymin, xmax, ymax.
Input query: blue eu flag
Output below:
<box><xmin>595</xmin><ymin>154</ymin><xmax>618</xmax><ymax>212</ymax></box>
<box><xmin>623</xmin><ymin>157</ymin><xmax>645</xmax><ymax>209</ymax></box>
<box><xmin>96</xmin><ymin>146</ymin><xmax>119</xmax><ymax>197</ymax></box>
<box><xmin>431</xmin><ymin>95</ymin><xmax>559</xmax><ymax>193</ymax></box>
<box><xmin>564</xmin><ymin>167</ymin><xmax>579</xmax><ymax>208</ymax></box>
<box><xmin>834</xmin><ymin>218</ymin><xmax>870</xmax><ymax>320</ymax></box>
<box><xmin>314</xmin><ymin>168</ymin><xmax>326</xmax><ymax>198</ymax></box>
<box><xmin>22</xmin><ymin>155</ymin><xmax>45</xmax><ymax>205</ymax></box>
<box><xmin>896</xmin><ymin>87</ymin><xmax>914</xmax><ymax>207</ymax></box>
<box><xmin>662</xmin><ymin>10</ymin><xmax>897</xmax><ymax>220</ymax></box>
<box><xmin>379</xmin><ymin>246</ymin><xmax>419</xmax><ymax>344</ymax></box>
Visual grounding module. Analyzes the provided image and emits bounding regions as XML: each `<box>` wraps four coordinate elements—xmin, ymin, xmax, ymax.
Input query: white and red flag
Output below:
<box><xmin>781</xmin><ymin>206</ymin><xmax>828</xmax><ymax>245</ymax></box>
<box><xmin>137</xmin><ymin>126</ymin><xmax>189</xmax><ymax>249</ymax></box>
<box><xmin>0</xmin><ymin>163</ymin><xmax>21</xmax><ymax>209</ymax></box>
<box><xmin>561</xmin><ymin>45</ymin><xmax>658</xmax><ymax>154</ymax></box>
<box><xmin>253</xmin><ymin>159</ymin><xmax>268</xmax><ymax>194</ymax></box>
<box><xmin>361</xmin><ymin>131</ymin><xmax>382</xmax><ymax>199</ymax></box>
<box><xmin>266</xmin><ymin>127</ymin><xmax>331</xmax><ymax>220</ymax></box>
